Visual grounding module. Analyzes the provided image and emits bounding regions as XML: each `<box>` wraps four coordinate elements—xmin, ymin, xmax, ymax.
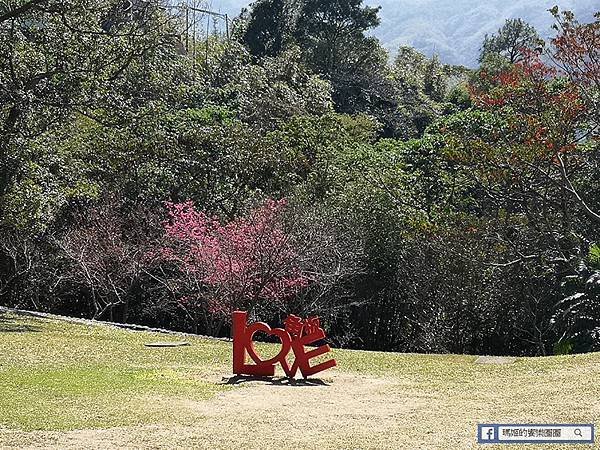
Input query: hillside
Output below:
<box><xmin>368</xmin><ymin>0</ymin><xmax>598</xmax><ymax>66</ymax></box>
<box><xmin>1</xmin><ymin>310</ymin><xmax>598</xmax><ymax>448</ymax></box>
<box><xmin>216</xmin><ymin>0</ymin><xmax>598</xmax><ymax>66</ymax></box>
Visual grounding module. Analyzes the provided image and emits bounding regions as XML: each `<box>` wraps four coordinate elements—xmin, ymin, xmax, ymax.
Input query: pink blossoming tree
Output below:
<box><xmin>160</xmin><ymin>199</ymin><xmax>309</xmax><ymax>332</ymax></box>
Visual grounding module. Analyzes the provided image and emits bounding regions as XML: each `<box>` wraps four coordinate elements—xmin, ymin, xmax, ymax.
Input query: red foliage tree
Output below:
<box><xmin>550</xmin><ymin>9</ymin><xmax>600</xmax><ymax>91</ymax></box>
<box><xmin>468</xmin><ymin>31</ymin><xmax>600</xmax><ymax>223</ymax></box>
<box><xmin>468</xmin><ymin>48</ymin><xmax>586</xmax><ymax>166</ymax></box>
<box><xmin>549</xmin><ymin>8</ymin><xmax>599</xmax><ymax>136</ymax></box>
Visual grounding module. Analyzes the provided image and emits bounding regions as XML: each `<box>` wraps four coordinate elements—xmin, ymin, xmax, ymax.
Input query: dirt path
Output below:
<box><xmin>0</xmin><ymin>371</ymin><xmax>473</xmax><ymax>449</ymax></box>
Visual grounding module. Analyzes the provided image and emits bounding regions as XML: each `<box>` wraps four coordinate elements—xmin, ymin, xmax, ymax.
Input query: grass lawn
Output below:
<box><xmin>0</xmin><ymin>310</ymin><xmax>599</xmax><ymax>449</ymax></box>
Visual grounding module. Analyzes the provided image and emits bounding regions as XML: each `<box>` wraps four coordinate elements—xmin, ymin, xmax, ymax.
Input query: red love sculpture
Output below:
<box><xmin>232</xmin><ymin>311</ymin><xmax>337</xmax><ymax>379</ymax></box>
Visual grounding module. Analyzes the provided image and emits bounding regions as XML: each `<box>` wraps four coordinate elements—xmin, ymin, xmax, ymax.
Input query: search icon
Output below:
<box><xmin>574</xmin><ymin>428</ymin><xmax>583</xmax><ymax>437</ymax></box>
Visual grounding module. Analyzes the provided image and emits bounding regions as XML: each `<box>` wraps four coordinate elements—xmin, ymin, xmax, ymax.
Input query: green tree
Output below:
<box><xmin>423</xmin><ymin>55</ymin><xmax>446</xmax><ymax>102</ymax></box>
<box><xmin>239</xmin><ymin>0</ymin><xmax>400</xmax><ymax>135</ymax></box>
<box><xmin>241</xmin><ymin>0</ymin><xmax>289</xmax><ymax>58</ymax></box>
<box><xmin>0</xmin><ymin>0</ymin><xmax>184</xmax><ymax>230</ymax></box>
<box><xmin>293</xmin><ymin>0</ymin><xmax>391</xmax><ymax>123</ymax></box>
<box><xmin>210</xmin><ymin>44</ymin><xmax>333</xmax><ymax>132</ymax></box>
<box><xmin>293</xmin><ymin>0</ymin><xmax>380</xmax><ymax>77</ymax></box>
<box><xmin>390</xmin><ymin>47</ymin><xmax>460</xmax><ymax>137</ymax></box>
<box><xmin>480</xmin><ymin>18</ymin><xmax>543</xmax><ymax>64</ymax></box>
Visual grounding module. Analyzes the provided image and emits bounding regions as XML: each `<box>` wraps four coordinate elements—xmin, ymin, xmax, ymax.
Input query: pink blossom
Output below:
<box><xmin>159</xmin><ymin>199</ymin><xmax>309</xmax><ymax>316</ymax></box>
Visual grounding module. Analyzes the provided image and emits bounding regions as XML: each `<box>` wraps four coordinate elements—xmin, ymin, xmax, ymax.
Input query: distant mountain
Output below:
<box><xmin>213</xmin><ymin>0</ymin><xmax>598</xmax><ymax>67</ymax></box>
<box><xmin>365</xmin><ymin>0</ymin><xmax>598</xmax><ymax>67</ymax></box>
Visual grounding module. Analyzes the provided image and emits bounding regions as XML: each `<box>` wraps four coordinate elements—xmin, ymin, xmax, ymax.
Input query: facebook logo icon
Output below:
<box><xmin>479</xmin><ymin>425</ymin><xmax>499</xmax><ymax>443</ymax></box>
<box><xmin>483</xmin><ymin>427</ymin><xmax>495</xmax><ymax>440</ymax></box>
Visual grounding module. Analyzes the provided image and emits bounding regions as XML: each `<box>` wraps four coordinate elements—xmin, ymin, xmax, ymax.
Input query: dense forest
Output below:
<box><xmin>1</xmin><ymin>0</ymin><xmax>599</xmax><ymax>357</ymax></box>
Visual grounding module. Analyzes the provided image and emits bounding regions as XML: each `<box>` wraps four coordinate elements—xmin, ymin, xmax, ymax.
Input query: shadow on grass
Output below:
<box><xmin>0</xmin><ymin>314</ymin><xmax>41</xmax><ymax>333</ymax></box>
<box><xmin>221</xmin><ymin>374</ymin><xmax>329</xmax><ymax>387</ymax></box>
